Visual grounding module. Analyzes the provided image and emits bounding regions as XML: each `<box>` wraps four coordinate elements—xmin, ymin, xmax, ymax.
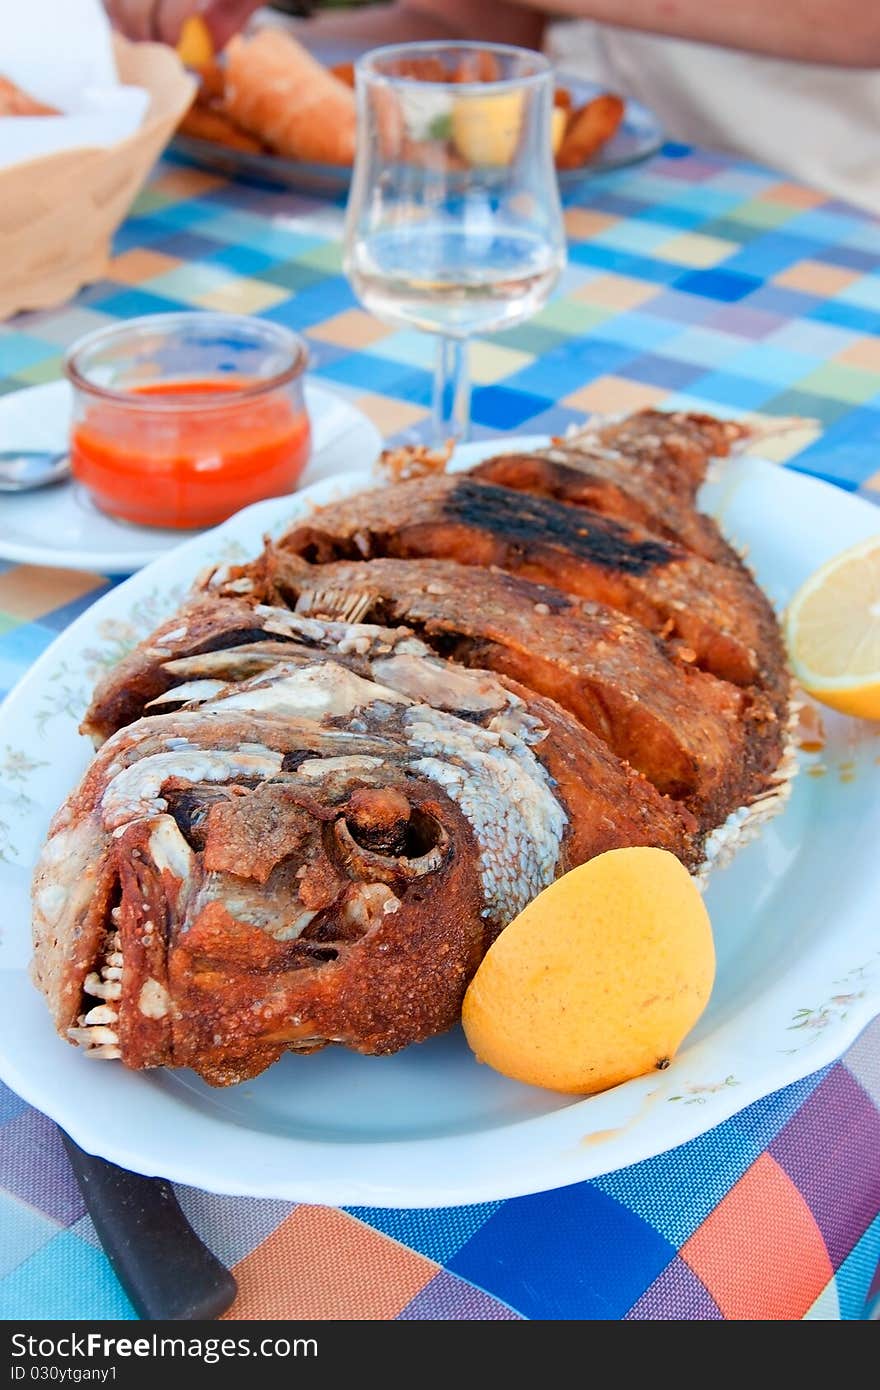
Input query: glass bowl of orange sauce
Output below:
<box><xmin>64</xmin><ymin>313</ymin><xmax>311</xmax><ymax>529</ymax></box>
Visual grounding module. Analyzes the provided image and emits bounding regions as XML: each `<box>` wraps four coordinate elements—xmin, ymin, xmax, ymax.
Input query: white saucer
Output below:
<box><xmin>0</xmin><ymin>379</ymin><xmax>382</xmax><ymax>573</ymax></box>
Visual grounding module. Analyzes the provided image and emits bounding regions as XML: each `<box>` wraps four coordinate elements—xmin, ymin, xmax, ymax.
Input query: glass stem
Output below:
<box><xmin>432</xmin><ymin>335</ymin><xmax>471</xmax><ymax>446</ymax></box>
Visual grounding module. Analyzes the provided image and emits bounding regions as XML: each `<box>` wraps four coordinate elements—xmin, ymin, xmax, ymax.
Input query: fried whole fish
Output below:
<box><xmin>36</xmin><ymin>655</ymin><xmax>696</xmax><ymax>1084</ymax></box>
<box><xmin>35</xmin><ymin>408</ymin><xmax>796</xmax><ymax>1088</ymax></box>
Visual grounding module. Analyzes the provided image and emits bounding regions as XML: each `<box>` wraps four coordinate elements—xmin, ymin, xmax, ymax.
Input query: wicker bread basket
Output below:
<box><xmin>0</xmin><ymin>36</ymin><xmax>195</xmax><ymax>321</ymax></box>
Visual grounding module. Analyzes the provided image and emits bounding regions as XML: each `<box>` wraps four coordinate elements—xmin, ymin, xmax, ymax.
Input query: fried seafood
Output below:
<box><xmin>224</xmin><ymin>30</ymin><xmax>357</xmax><ymax>165</ymax></box>
<box><xmin>36</xmin><ymin>653</ymin><xmax>697</xmax><ymax>1084</ymax></box>
<box><xmin>34</xmin><ymin>410</ymin><xmax>795</xmax><ymax>1085</ymax></box>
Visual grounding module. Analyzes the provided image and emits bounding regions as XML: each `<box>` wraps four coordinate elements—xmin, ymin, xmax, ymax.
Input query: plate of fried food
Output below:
<box><xmin>1</xmin><ymin>409</ymin><xmax>878</xmax><ymax>1207</ymax></box>
<box><xmin>171</xmin><ymin>28</ymin><xmax>662</xmax><ymax>195</ymax></box>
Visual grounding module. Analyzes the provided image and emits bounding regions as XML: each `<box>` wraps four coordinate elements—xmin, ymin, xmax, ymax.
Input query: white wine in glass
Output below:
<box><xmin>343</xmin><ymin>42</ymin><xmax>567</xmax><ymax>443</ymax></box>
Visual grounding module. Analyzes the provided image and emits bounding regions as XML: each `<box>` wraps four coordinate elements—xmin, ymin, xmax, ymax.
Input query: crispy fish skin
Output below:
<box><xmin>188</xmin><ymin>653</ymin><xmax>701</xmax><ymax>870</ymax></box>
<box><xmin>82</xmin><ymin>597</ymin><xmax>279</xmax><ymax>744</ymax></box>
<box><xmin>470</xmin><ymin>447</ymin><xmax>738</xmax><ymax>563</ymax></box>
<box><xmin>468</xmin><ymin>408</ymin><xmax>751</xmax><ymax>552</ymax></box>
<box><xmin>81</xmin><ymin>596</ymin><xmax>424</xmax><ymax>745</ymax></box>
<box><xmin>279</xmin><ymin>473</ymin><xmax>787</xmax><ymax>692</ymax></box>
<box><xmin>259</xmin><ymin>549</ymin><xmax>771</xmax><ymax>825</ymax></box>
<box><xmin>125</xmin><ymin>631</ymin><xmax>700</xmax><ymax>868</ymax></box>
<box><xmin>504</xmin><ymin>683</ymin><xmax>699</xmax><ymax>869</ymax></box>
<box><xmin>592</xmin><ymin>409</ymin><xmax>750</xmax><ymax>494</ymax></box>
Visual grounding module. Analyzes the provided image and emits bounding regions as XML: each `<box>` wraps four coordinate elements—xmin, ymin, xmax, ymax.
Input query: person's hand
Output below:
<box><xmin>106</xmin><ymin>0</ymin><xmax>263</xmax><ymax>49</ymax></box>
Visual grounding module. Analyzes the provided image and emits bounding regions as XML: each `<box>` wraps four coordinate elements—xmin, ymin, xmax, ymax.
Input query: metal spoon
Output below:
<box><xmin>0</xmin><ymin>449</ymin><xmax>71</xmax><ymax>492</ymax></box>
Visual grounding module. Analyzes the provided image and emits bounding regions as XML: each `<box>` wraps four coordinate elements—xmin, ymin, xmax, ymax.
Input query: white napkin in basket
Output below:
<box><xmin>0</xmin><ymin>0</ymin><xmax>149</xmax><ymax>170</ymax></box>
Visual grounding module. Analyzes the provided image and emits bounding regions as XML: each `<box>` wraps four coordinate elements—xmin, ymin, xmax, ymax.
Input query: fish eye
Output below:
<box><xmin>332</xmin><ymin>800</ymin><xmax>449</xmax><ymax>879</ymax></box>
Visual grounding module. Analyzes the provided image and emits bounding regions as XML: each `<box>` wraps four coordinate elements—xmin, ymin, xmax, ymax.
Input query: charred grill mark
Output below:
<box><xmin>276</xmin><ymin>478</ymin><xmax>781</xmax><ymax>693</ymax></box>
<box><xmin>469</xmin><ymin>452</ymin><xmax>738</xmax><ymax>565</ymax></box>
<box><xmin>442</xmin><ymin>479</ymin><xmax>679</xmax><ymax>576</ymax></box>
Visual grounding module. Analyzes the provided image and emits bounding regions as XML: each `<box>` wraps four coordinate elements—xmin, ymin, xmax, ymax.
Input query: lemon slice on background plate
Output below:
<box><xmin>177</xmin><ymin>15</ymin><xmax>214</xmax><ymax>69</ymax></box>
<box><xmin>785</xmin><ymin>535</ymin><xmax>880</xmax><ymax>719</ymax></box>
<box><xmin>452</xmin><ymin>91</ymin><xmax>524</xmax><ymax>166</ymax></box>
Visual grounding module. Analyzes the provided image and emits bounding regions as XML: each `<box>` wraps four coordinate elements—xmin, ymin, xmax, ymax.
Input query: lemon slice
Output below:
<box><xmin>784</xmin><ymin>535</ymin><xmax>880</xmax><ymax>719</ymax></box>
<box><xmin>176</xmin><ymin>15</ymin><xmax>214</xmax><ymax>69</ymax></box>
<box><xmin>451</xmin><ymin>91</ymin><xmax>524</xmax><ymax>166</ymax></box>
<box><xmin>551</xmin><ymin>106</ymin><xmax>567</xmax><ymax>156</ymax></box>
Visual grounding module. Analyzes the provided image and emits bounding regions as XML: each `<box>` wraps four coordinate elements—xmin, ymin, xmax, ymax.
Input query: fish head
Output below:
<box><xmin>35</xmin><ymin>705</ymin><xmax>486</xmax><ymax>1085</ymax></box>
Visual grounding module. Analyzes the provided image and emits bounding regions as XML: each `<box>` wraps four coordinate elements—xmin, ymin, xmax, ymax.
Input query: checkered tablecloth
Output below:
<box><xmin>1</xmin><ymin>145</ymin><xmax>879</xmax><ymax>1321</ymax></box>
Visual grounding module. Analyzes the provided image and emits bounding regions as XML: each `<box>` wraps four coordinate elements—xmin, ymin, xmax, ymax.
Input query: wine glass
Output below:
<box><xmin>343</xmin><ymin>42</ymin><xmax>566</xmax><ymax>444</ymax></box>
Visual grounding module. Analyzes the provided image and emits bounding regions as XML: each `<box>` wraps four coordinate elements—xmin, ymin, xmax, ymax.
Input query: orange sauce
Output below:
<box><xmin>794</xmin><ymin>700</ymin><xmax>825</xmax><ymax>753</ymax></box>
<box><xmin>71</xmin><ymin>378</ymin><xmax>311</xmax><ymax>529</ymax></box>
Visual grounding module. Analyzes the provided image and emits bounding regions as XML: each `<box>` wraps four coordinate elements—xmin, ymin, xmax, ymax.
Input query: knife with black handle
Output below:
<box><xmin>61</xmin><ymin>1131</ymin><xmax>238</xmax><ymax>1321</ymax></box>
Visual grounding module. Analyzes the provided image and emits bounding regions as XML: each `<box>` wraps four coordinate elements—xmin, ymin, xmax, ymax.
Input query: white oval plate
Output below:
<box><xmin>0</xmin><ymin>379</ymin><xmax>381</xmax><ymax>573</ymax></box>
<box><xmin>0</xmin><ymin>441</ymin><xmax>878</xmax><ymax>1207</ymax></box>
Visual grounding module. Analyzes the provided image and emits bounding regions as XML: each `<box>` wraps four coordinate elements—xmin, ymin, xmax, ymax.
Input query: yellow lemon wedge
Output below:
<box><xmin>451</xmin><ymin>91</ymin><xmax>524</xmax><ymax>166</ymax></box>
<box><xmin>176</xmin><ymin>15</ymin><xmax>214</xmax><ymax>70</ymax></box>
<box><xmin>551</xmin><ymin>106</ymin><xmax>567</xmax><ymax>156</ymax></box>
<box><xmin>462</xmin><ymin>847</ymin><xmax>714</xmax><ymax>1095</ymax></box>
<box><xmin>784</xmin><ymin>535</ymin><xmax>880</xmax><ymax>719</ymax></box>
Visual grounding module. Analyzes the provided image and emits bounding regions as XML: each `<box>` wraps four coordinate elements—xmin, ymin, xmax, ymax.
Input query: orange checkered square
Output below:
<box><xmin>224</xmin><ymin>1206</ymin><xmax>438</xmax><ymax>1320</ymax></box>
<box><xmin>109</xmin><ymin>250</ymin><xmax>182</xmax><ymax>285</ymax></box>
<box><xmin>775</xmin><ymin>260</ymin><xmax>859</xmax><ymax>296</ymax></box>
<box><xmin>564</xmin><ymin>375</ymin><xmax>668</xmax><ymax>415</ymax></box>
<box><xmin>682</xmin><ymin>1153</ymin><xmax>833</xmax><ymax>1319</ymax></box>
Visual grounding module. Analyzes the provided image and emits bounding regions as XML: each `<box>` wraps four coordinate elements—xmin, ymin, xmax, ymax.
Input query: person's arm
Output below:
<box><xmin>108</xmin><ymin>0</ymin><xmax>880</xmax><ymax>67</ymax></box>
<box><xmin>106</xmin><ymin>0</ymin><xmax>540</xmax><ymax>48</ymax></box>
<box><xmin>408</xmin><ymin>0</ymin><xmax>880</xmax><ymax>69</ymax></box>
<box><xmin>289</xmin><ymin>0</ymin><xmax>543</xmax><ymax>49</ymax></box>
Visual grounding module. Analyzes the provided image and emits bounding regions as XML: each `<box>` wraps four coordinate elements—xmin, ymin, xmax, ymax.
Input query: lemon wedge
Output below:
<box><xmin>452</xmin><ymin>91</ymin><xmax>524</xmax><ymax>166</ymax></box>
<box><xmin>551</xmin><ymin>106</ymin><xmax>567</xmax><ymax>156</ymax></box>
<box><xmin>784</xmin><ymin>534</ymin><xmax>880</xmax><ymax>719</ymax></box>
<box><xmin>462</xmin><ymin>848</ymin><xmax>714</xmax><ymax>1094</ymax></box>
<box><xmin>176</xmin><ymin>15</ymin><xmax>214</xmax><ymax>69</ymax></box>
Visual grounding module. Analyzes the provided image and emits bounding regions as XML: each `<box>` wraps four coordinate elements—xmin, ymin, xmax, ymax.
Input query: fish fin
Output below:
<box><xmin>376</xmin><ymin>441</ymin><xmax>453</xmax><ymax>482</ymax></box>
<box><xmin>294</xmin><ymin>586</ymin><xmax>378</xmax><ymax>624</ymax></box>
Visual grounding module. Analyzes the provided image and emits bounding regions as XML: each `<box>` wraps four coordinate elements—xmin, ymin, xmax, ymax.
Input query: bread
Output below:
<box><xmin>224</xmin><ymin>30</ymin><xmax>356</xmax><ymax>166</ymax></box>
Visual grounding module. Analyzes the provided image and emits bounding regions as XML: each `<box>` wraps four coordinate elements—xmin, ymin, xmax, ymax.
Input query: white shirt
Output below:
<box><xmin>547</xmin><ymin>21</ymin><xmax>880</xmax><ymax>213</ymax></box>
